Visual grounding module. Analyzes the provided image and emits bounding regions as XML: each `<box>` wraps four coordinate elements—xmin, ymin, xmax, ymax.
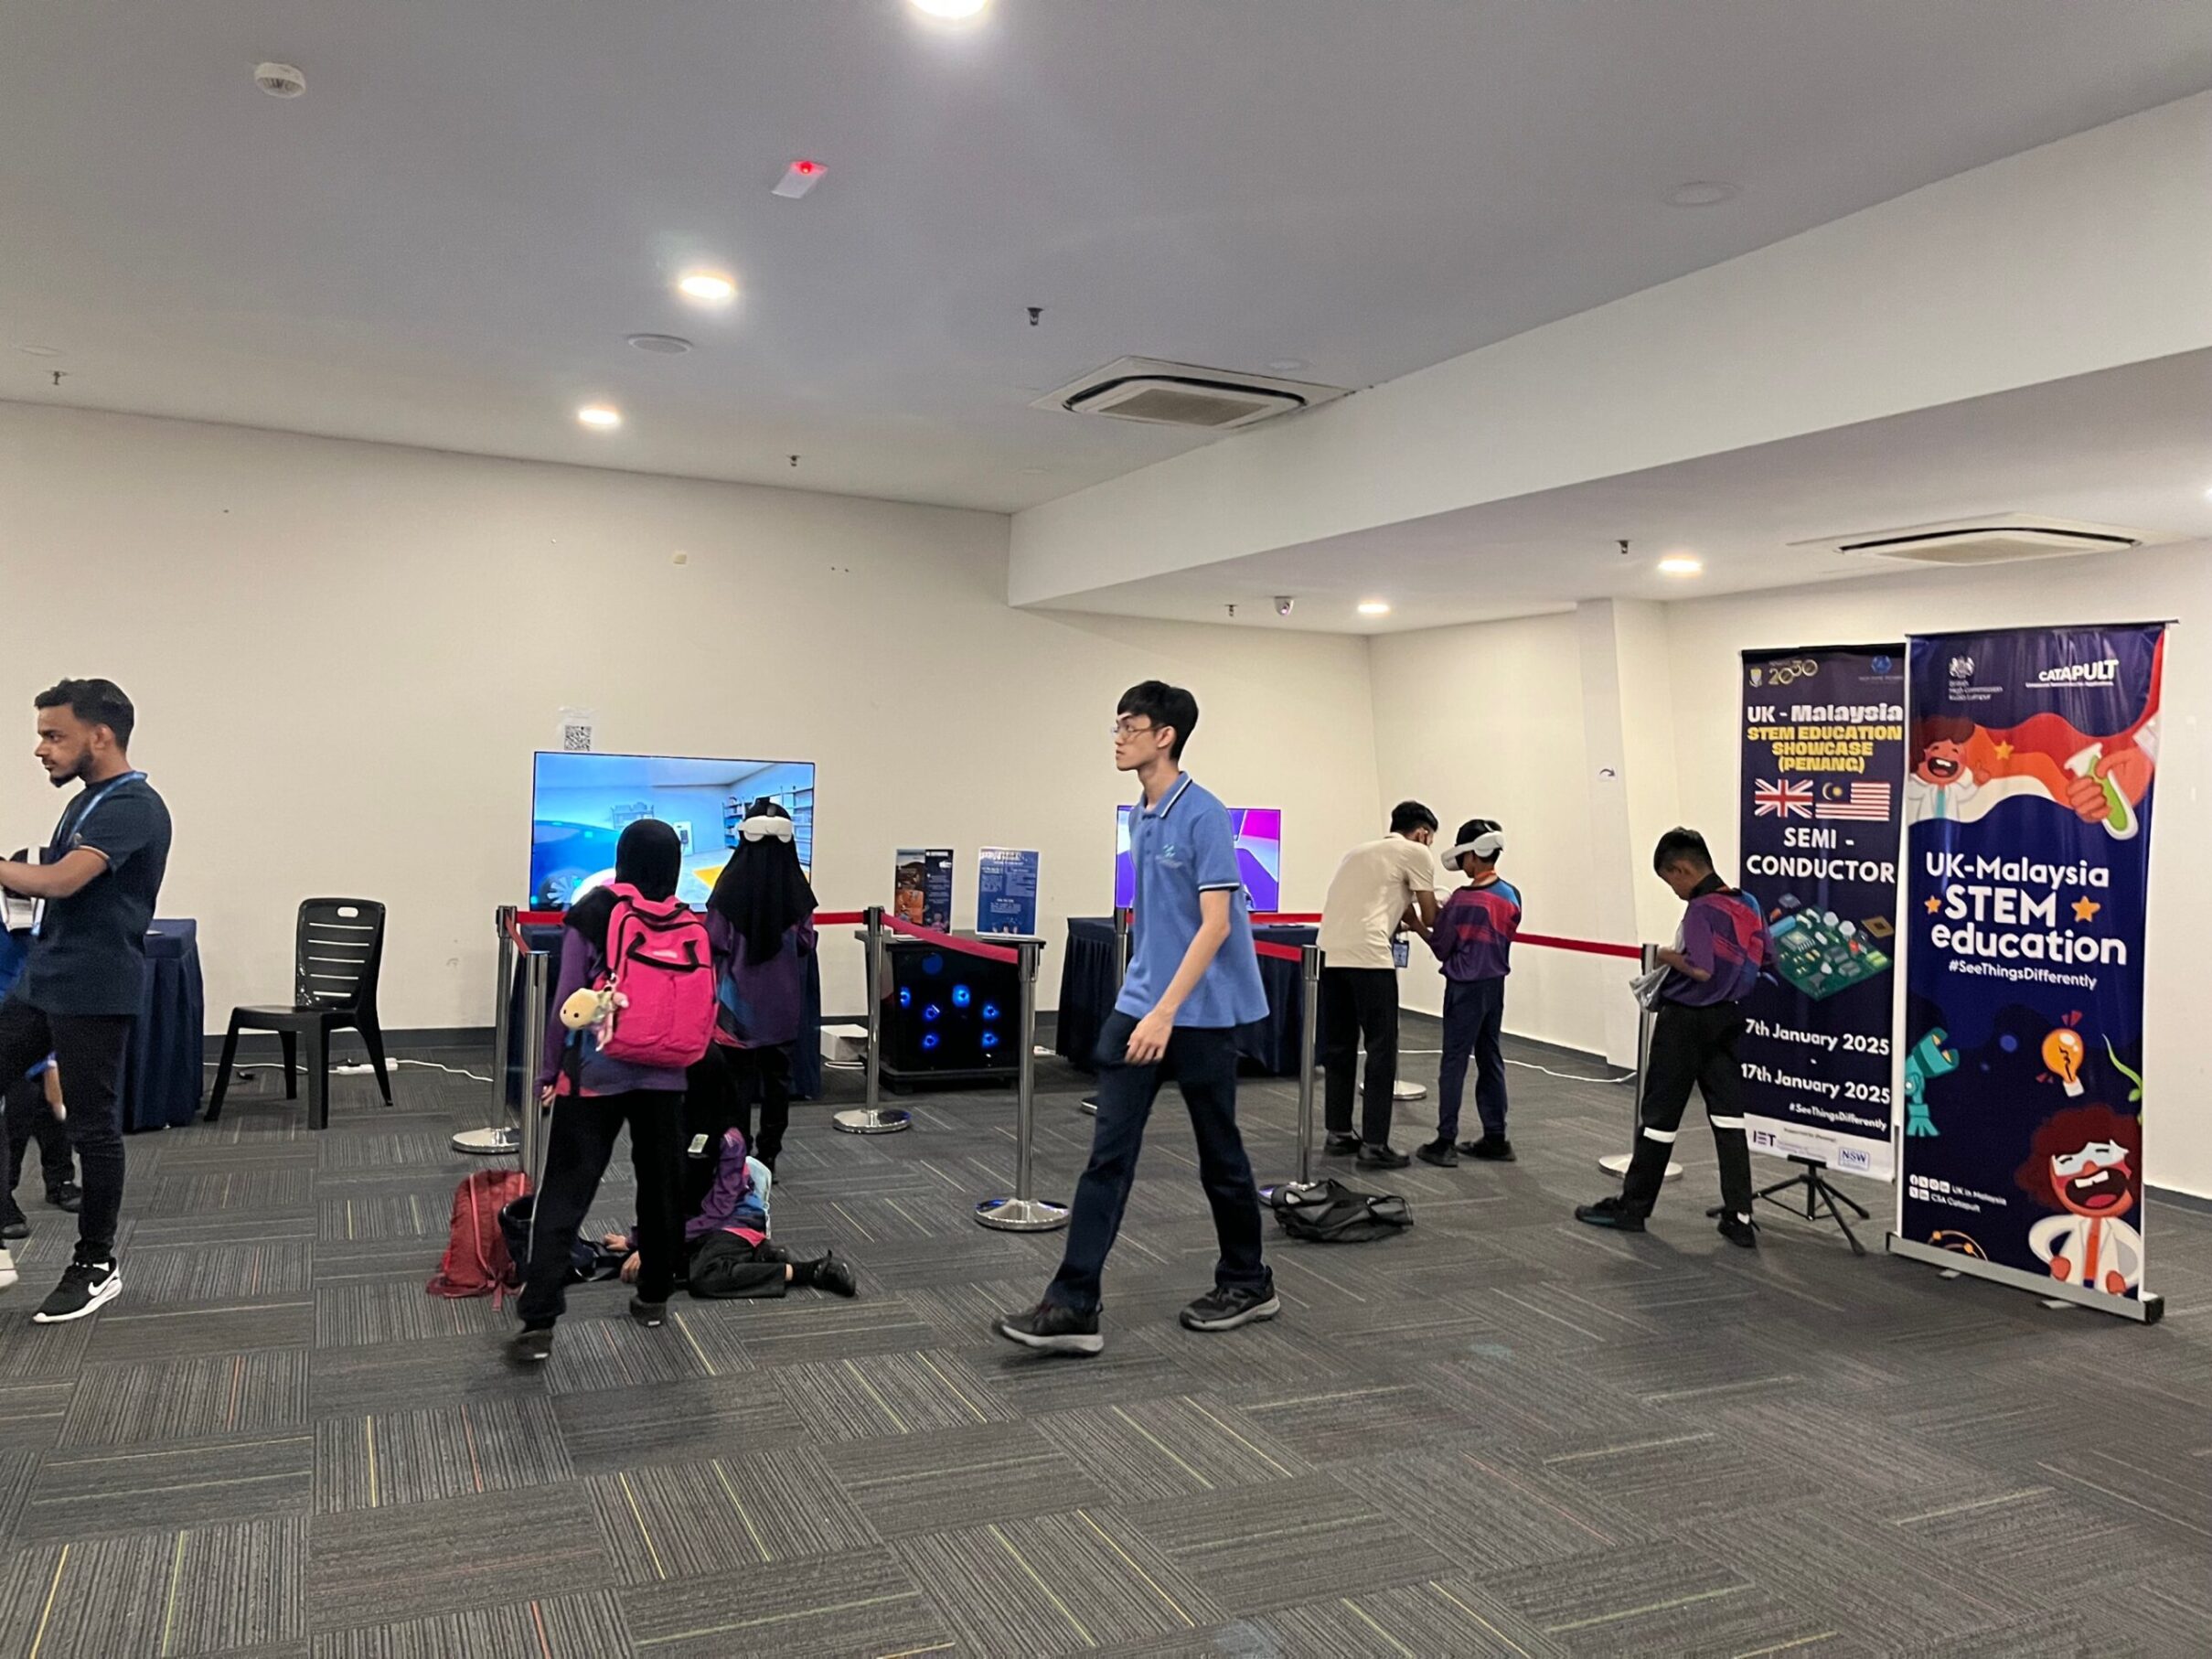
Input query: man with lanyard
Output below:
<box><xmin>0</xmin><ymin>680</ymin><xmax>171</xmax><ymax>1322</ymax></box>
<box><xmin>995</xmin><ymin>680</ymin><xmax>1276</xmax><ymax>1355</ymax></box>
<box><xmin>1576</xmin><ymin>828</ymin><xmax>1766</xmax><ymax>1247</ymax></box>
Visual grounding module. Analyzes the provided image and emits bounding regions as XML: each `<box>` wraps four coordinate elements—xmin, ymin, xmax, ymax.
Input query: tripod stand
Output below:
<box><xmin>1708</xmin><ymin>1155</ymin><xmax>1869</xmax><ymax>1255</ymax></box>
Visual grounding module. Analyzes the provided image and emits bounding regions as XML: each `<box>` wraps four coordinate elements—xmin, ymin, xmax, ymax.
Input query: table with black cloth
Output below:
<box><xmin>512</xmin><ymin>922</ymin><xmax>822</xmax><ymax>1101</ymax></box>
<box><xmin>1055</xmin><ymin>915</ymin><xmax>1316</xmax><ymax>1076</ymax></box>
<box><xmin>124</xmin><ymin>919</ymin><xmax>205</xmax><ymax>1130</ymax></box>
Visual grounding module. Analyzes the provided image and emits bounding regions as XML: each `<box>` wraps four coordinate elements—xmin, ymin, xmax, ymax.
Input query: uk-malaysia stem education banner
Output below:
<box><xmin>1740</xmin><ymin>647</ymin><xmax>1906</xmax><ymax>1180</ymax></box>
<box><xmin>1897</xmin><ymin>624</ymin><xmax>2164</xmax><ymax>1320</ymax></box>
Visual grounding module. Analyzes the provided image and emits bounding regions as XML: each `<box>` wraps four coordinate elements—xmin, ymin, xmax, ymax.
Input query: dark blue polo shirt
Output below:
<box><xmin>16</xmin><ymin>772</ymin><xmax>172</xmax><ymax>1017</ymax></box>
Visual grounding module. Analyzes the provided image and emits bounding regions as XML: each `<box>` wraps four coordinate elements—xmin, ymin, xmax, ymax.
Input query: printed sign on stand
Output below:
<box><xmin>1738</xmin><ymin>647</ymin><xmax>1906</xmax><ymax>1179</ymax></box>
<box><xmin>894</xmin><ymin>849</ymin><xmax>955</xmax><ymax>930</ymax></box>
<box><xmin>978</xmin><ymin>848</ymin><xmax>1040</xmax><ymax>936</ymax></box>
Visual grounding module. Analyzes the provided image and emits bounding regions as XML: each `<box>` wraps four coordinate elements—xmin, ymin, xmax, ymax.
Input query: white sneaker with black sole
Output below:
<box><xmin>33</xmin><ymin>1258</ymin><xmax>119</xmax><ymax>1323</ymax></box>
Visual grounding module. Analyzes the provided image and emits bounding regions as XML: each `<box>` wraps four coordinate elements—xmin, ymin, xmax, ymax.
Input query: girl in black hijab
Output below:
<box><xmin>692</xmin><ymin>800</ymin><xmax>818</xmax><ymax>1172</ymax></box>
<box><xmin>514</xmin><ymin>817</ymin><xmax>689</xmax><ymax>1364</ymax></box>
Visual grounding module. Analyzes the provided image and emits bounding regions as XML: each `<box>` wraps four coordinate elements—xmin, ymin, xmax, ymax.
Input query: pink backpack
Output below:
<box><xmin>426</xmin><ymin>1168</ymin><xmax>529</xmax><ymax>1300</ymax></box>
<box><xmin>595</xmin><ymin>883</ymin><xmax>717</xmax><ymax>1069</ymax></box>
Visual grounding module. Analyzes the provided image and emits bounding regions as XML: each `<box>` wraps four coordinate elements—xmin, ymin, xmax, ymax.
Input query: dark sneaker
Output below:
<box><xmin>1459</xmin><ymin>1137</ymin><xmax>1517</xmax><ymax>1162</ymax></box>
<box><xmin>993</xmin><ymin>1300</ymin><xmax>1103</xmax><ymax>1357</ymax></box>
<box><xmin>509</xmin><ymin>1326</ymin><xmax>555</xmax><ymax>1364</ymax></box>
<box><xmin>1322</xmin><ymin>1134</ymin><xmax>1362</xmax><ymax>1156</ymax></box>
<box><xmin>1574</xmin><ymin>1197</ymin><xmax>1646</xmax><ymax>1232</ymax></box>
<box><xmin>1</xmin><ymin>1202</ymin><xmax>27</xmax><ymax>1242</ymax></box>
<box><xmin>1180</xmin><ymin>1282</ymin><xmax>1281</xmax><ymax>1333</ymax></box>
<box><xmin>1717</xmin><ymin>1212</ymin><xmax>1760</xmax><ymax>1249</ymax></box>
<box><xmin>813</xmin><ymin>1251</ymin><xmax>859</xmax><ymax>1299</ymax></box>
<box><xmin>1415</xmin><ymin>1139</ymin><xmax>1459</xmax><ymax>1168</ymax></box>
<box><xmin>32</xmin><ymin>1258</ymin><xmax>119</xmax><ymax>1323</ymax></box>
<box><xmin>46</xmin><ymin>1183</ymin><xmax>81</xmax><ymax>1215</ymax></box>
<box><xmin>628</xmin><ymin>1297</ymin><xmax>667</xmax><ymax>1327</ymax></box>
<box><xmin>1356</xmin><ymin>1143</ymin><xmax>1411</xmax><ymax>1171</ymax></box>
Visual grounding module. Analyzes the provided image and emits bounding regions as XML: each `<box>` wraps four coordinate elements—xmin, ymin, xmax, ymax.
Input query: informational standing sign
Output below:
<box><xmin>1894</xmin><ymin>623</ymin><xmax>2164</xmax><ymax>1322</ymax></box>
<box><xmin>978</xmin><ymin>848</ymin><xmax>1040</xmax><ymax>936</ymax></box>
<box><xmin>1738</xmin><ymin>647</ymin><xmax>1906</xmax><ymax>1179</ymax></box>
<box><xmin>894</xmin><ymin>849</ymin><xmax>954</xmax><ymax>930</ymax></box>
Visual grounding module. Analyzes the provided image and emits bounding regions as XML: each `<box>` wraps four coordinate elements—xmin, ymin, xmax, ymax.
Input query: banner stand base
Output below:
<box><xmin>976</xmin><ymin>1196</ymin><xmax>1070</xmax><ymax>1233</ymax></box>
<box><xmin>1887</xmin><ymin>1233</ymin><xmax>2163</xmax><ymax>1324</ymax></box>
<box><xmin>833</xmin><ymin>1108</ymin><xmax>912</xmax><ymax>1136</ymax></box>
<box><xmin>452</xmin><ymin>1126</ymin><xmax>518</xmax><ymax>1157</ymax></box>
<box><xmin>1598</xmin><ymin>1152</ymin><xmax>1682</xmax><ymax>1182</ymax></box>
<box><xmin>1717</xmin><ymin>1156</ymin><xmax>1869</xmax><ymax>1256</ymax></box>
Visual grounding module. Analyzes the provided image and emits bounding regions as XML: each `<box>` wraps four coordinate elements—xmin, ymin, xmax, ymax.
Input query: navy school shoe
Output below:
<box><xmin>993</xmin><ymin>1300</ymin><xmax>1103</xmax><ymax>1357</ymax></box>
<box><xmin>1574</xmin><ymin>1196</ymin><xmax>1646</xmax><ymax>1232</ymax></box>
<box><xmin>1179</xmin><ymin>1281</ymin><xmax>1280</xmax><ymax>1333</ymax></box>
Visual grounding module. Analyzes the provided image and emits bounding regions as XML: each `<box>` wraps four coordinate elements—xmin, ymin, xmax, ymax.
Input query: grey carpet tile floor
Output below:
<box><xmin>0</xmin><ymin>1029</ymin><xmax>2203</xmax><ymax>1656</ymax></box>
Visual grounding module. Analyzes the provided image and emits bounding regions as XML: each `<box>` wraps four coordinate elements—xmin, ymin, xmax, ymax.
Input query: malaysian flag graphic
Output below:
<box><xmin>1754</xmin><ymin>778</ymin><xmax>1813</xmax><ymax>819</ymax></box>
<box><xmin>1817</xmin><ymin>780</ymin><xmax>1893</xmax><ymax>821</ymax></box>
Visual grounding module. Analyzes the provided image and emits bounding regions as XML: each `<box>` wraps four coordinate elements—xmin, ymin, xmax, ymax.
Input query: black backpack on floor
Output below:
<box><xmin>1268</xmin><ymin>1178</ymin><xmax>1412</xmax><ymax>1244</ymax></box>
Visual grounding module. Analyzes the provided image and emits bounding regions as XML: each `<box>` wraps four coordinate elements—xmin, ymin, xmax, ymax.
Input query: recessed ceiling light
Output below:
<box><xmin>626</xmin><ymin>333</ymin><xmax>693</xmax><ymax>355</ymax></box>
<box><xmin>576</xmin><ymin>404</ymin><xmax>623</xmax><ymax>430</ymax></box>
<box><xmin>676</xmin><ymin>271</ymin><xmax>737</xmax><ymax>304</ymax></box>
<box><xmin>1666</xmin><ymin>181</ymin><xmax>1740</xmax><ymax>209</ymax></box>
<box><xmin>1266</xmin><ymin>359</ymin><xmax>1308</xmax><ymax>374</ymax></box>
<box><xmin>1357</xmin><ymin>600</ymin><xmax>1392</xmax><ymax>616</ymax></box>
<box><xmin>1658</xmin><ymin>556</ymin><xmax>1703</xmax><ymax>576</ymax></box>
<box><xmin>909</xmin><ymin>0</ymin><xmax>988</xmax><ymax>16</ymax></box>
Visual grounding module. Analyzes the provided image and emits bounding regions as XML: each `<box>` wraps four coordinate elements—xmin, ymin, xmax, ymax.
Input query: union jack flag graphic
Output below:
<box><xmin>1753</xmin><ymin>778</ymin><xmax>1813</xmax><ymax>819</ymax></box>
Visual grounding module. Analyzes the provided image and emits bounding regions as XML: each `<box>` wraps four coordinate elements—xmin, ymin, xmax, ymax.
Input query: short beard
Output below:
<box><xmin>48</xmin><ymin>756</ymin><xmax>86</xmax><ymax>788</ymax></box>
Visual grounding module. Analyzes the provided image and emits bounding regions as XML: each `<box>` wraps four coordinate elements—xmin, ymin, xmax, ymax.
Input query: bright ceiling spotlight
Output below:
<box><xmin>576</xmin><ymin>404</ymin><xmax>623</xmax><ymax>430</ymax></box>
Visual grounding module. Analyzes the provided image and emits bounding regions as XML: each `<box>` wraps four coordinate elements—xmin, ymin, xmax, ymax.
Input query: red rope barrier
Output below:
<box><xmin>1520</xmin><ymin>932</ymin><xmax>1642</xmax><ymax>961</ymax></box>
<box><xmin>815</xmin><ymin>910</ymin><xmax>867</xmax><ymax>927</ymax></box>
<box><xmin>1251</xmin><ymin>912</ymin><xmax>1322</xmax><ymax>926</ymax></box>
<box><xmin>882</xmin><ymin>915</ymin><xmax>1021</xmax><ymax>964</ymax></box>
<box><xmin>1254</xmin><ymin>940</ymin><xmax>1307</xmax><ymax>963</ymax></box>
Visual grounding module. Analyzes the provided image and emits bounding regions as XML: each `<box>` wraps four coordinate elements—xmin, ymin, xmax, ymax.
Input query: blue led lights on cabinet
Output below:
<box><xmin>952</xmin><ymin>984</ymin><xmax>972</xmax><ymax>1009</ymax></box>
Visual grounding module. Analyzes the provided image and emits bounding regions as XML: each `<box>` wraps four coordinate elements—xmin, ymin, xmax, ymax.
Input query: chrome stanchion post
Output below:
<box><xmin>978</xmin><ymin>937</ymin><xmax>1069</xmax><ymax>1231</ymax></box>
<box><xmin>1082</xmin><ymin>906</ymin><xmax>1133</xmax><ymax>1117</ymax></box>
<box><xmin>454</xmin><ymin>905</ymin><xmax>524</xmax><ymax>1155</ymax></box>
<box><xmin>1599</xmin><ymin>943</ymin><xmax>1680</xmax><ymax>1182</ymax></box>
<box><xmin>1262</xmin><ymin>944</ymin><xmax>1324</xmax><ymax>1202</ymax></box>
<box><xmin>835</xmin><ymin>905</ymin><xmax>913</xmax><ymax>1134</ymax></box>
<box><xmin>518</xmin><ymin>945</ymin><xmax>552</xmax><ymax>1187</ymax></box>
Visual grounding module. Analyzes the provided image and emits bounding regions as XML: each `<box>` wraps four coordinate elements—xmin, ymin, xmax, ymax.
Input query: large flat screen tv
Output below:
<box><xmin>1115</xmin><ymin>805</ymin><xmax>1281</xmax><ymax>911</ymax></box>
<box><xmin>530</xmin><ymin>752</ymin><xmax>816</xmax><ymax>910</ymax></box>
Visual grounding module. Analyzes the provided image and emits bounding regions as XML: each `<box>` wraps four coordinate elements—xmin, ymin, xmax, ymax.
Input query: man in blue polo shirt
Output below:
<box><xmin>996</xmin><ymin>680</ymin><xmax>1277</xmax><ymax>1356</ymax></box>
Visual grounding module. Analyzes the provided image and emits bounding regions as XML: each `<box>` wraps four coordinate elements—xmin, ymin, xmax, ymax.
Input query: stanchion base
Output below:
<box><xmin>975</xmin><ymin>1196</ymin><xmax>1070</xmax><ymax>1232</ymax></box>
<box><xmin>452</xmin><ymin>1126</ymin><xmax>518</xmax><ymax>1156</ymax></box>
<box><xmin>1598</xmin><ymin>1152</ymin><xmax>1683</xmax><ymax>1181</ymax></box>
<box><xmin>833</xmin><ymin>1108</ymin><xmax>913</xmax><ymax>1136</ymax></box>
<box><xmin>1080</xmin><ymin>1096</ymin><xmax>1099</xmax><ymax>1116</ymax></box>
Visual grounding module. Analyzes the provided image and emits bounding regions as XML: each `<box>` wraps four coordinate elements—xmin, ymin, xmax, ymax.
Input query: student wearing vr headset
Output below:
<box><xmin>1419</xmin><ymin>819</ymin><xmax>1521</xmax><ymax>1167</ymax></box>
<box><xmin>695</xmin><ymin>799</ymin><xmax>817</xmax><ymax>1173</ymax></box>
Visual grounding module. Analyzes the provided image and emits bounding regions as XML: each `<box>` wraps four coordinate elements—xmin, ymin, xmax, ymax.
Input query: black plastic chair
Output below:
<box><xmin>207</xmin><ymin>899</ymin><xmax>390</xmax><ymax>1130</ymax></box>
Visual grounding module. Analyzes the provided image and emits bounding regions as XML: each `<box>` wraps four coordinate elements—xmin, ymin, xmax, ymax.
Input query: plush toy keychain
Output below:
<box><xmin>560</xmin><ymin>983</ymin><xmax>625</xmax><ymax>1036</ymax></box>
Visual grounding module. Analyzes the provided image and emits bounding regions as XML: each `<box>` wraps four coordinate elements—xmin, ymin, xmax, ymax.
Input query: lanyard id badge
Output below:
<box><xmin>29</xmin><ymin>771</ymin><xmax>145</xmax><ymax>937</ymax></box>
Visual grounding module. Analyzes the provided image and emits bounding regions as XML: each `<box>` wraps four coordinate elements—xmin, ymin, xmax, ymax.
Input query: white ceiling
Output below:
<box><xmin>4</xmin><ymin>2</ymin><xmax>2210</xmax><ymax>511</ymax></box>
<box><xmin>1052</xmin><ymin>349</ymin><xmax>2212</xmax><ymax>632</ymax></box>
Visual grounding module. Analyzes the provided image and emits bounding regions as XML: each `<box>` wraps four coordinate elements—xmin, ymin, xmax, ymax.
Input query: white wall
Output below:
<box><xmin>0</xmin><ymin>403</ymin><xmax>1382</xmax><ymax>1031</ymax></box>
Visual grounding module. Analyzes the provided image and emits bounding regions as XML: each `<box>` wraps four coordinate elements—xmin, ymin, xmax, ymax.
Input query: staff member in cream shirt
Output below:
<box><xmin>1317</xmin><ymin>803</ymin><xmax>1439</xmax><ymax>1167</ymax></box>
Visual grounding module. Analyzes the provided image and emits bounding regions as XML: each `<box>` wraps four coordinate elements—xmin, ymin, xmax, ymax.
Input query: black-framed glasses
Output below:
<box><xmin>1111</xmin><ymin>720</ymin><xmax>1157</xmax><ymax>739</ymax></box>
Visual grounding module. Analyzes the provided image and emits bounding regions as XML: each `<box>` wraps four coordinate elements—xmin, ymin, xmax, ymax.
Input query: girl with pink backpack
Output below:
<box><xmin>510</xmin><ymin>819</ymin><xmax>714</xmax><ymax>1364</ymax></box>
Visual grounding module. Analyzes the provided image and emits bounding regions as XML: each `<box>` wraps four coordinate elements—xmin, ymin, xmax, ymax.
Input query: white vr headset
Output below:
<box><xmin>1440</xmin><ymin>829</ymin><xmax>1506</xmax><ymax>864</ymax></box>
<box><xmin>739</xmin><ymin>814</ymin><xmax>796</xmax><ymax>844</ymax></box>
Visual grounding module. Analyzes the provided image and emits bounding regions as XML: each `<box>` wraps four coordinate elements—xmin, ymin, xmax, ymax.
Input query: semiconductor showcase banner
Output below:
<box><xmin>1896</xmin><ymin>623</ymin><xmax>2164</xmax><ymax>1320</ymax></box>
<box><xmin>1738</xmin><ymin>647</ymin><xmax>1906</xmax><ymax>1180</ymax></box>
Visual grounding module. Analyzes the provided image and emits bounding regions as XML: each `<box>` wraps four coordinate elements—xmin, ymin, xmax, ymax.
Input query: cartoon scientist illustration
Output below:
<box><xmin>2016</xmin><ymin>1104</ymin><xmax>2143</xmax><ymax>1296</ymax></box>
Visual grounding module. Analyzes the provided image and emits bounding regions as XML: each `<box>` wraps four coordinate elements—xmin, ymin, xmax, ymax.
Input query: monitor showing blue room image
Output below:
<box><xmin>529</xmin><ymin>752</ymin><xmax>816</xmax><ymax>910</ymax></box>
<box><xmin>1114</xmin><ymin>805</ymin><xmax>1281</xmax><ymax>911</ymax></box>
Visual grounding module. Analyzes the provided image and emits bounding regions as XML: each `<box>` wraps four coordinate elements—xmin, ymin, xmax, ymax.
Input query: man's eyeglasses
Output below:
<box><xmin>1112</xmin><ymin>720</ymin><xmax>1156</xmax><ymax>739</ymax></box>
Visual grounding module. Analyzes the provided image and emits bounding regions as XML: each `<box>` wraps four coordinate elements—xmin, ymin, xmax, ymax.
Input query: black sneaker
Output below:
<box><xmin>812</xmin><ymin>1251</ymin><xmax>859</xmax><ymax>1298</ymax></box>
<box><xmin>1180</xmin><ymin>1281</ymin><xmax>1281</xmax><ymax>1333</ymax></box>
<box><xmin>1356</xmin><ymin>1143</ymin><xmax>1411</xmax><ymax>1171</ymax></box>
<box><xmin>1459</xmin><ymin>1137</ymin><xmax>1517</xmax><ymax>1162</ymax></box>
<box><xmin>509</xmin><ymin>1325</ymin><xmax>555</xmax><ymax>1364</ymax></box>
<box><xmin>992</xmin><ymin>1300</ymin><xmax>1103</xmax><ymax>1357</ymax></box>
<box><xmin>628</xmin><ymin>1297</ymin><xmax>667</xmax><ymax>1327</ymax></box>
<box><xmin>46</xmin><ymin>1183</ymin><xmax>81</xmax><ymax>1215</ymax></box>
<box><xmin>1717</xmin><ymin>1212</ymin><xmax>1760</xmax><ymax>1249</ymax></box>
<box><xmin>1574</xmin><ymin>1197</ymin><xmax>1646</xmax><ymax>1233</ymax></box>
<box><xmin>1</xmin><ymin>1202</ymin><xmax>27</xmax><ymax>1242</ymax></box>
<box><xmin>1415</xmin><ymin>1139</ymin><xmax>1459</xmax><ymax>1168</ymax></box>
<box><xmin>1322</xmin><ymin>1133</ymin><xmax>1362</xmax><ymax>1156</ymax></box>
<box><xmin>32</xmin><ymin>1258</ymin><xmax>120</xmax><ymax>1323</ymax></box>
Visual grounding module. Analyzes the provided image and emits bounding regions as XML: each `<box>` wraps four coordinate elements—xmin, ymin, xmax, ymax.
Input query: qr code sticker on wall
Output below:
<box><xmin>561</xmin><ymin>723</ymin><xmax>593</xmax><ymax>752</ymax></box>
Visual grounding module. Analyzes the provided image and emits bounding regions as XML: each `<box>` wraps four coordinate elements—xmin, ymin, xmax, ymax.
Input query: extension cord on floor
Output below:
<box><xmin>330</xmin><ymin>1062</ymin><xmax>379</xmax><ymax>1075</ymax></box>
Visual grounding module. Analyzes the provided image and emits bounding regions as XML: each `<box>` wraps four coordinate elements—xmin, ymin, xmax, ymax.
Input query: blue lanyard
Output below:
<box><xmin>30</xmin><ymin>772</ymin><xmax>146</xmax><ymax>937</ymax></box>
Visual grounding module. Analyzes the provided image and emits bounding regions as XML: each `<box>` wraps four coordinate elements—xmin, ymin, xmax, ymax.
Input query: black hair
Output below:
<box><xmin>565</xmin><ymin>818</ymin><xmax>683</xmax><ymax>953</ymax></box>
<box><xmin>1390</xmin><ymin>800</ymin><xmax>1439</xmax><ymax>837</ymax></box>
<box><xmin>1653</xmin><ymin>827</ymin><xmax>1714</xmax><ymax>874</ymax></box>
<box><xmin>1117</xmin><ymin>680</ymin><xmax>1199</xmax><ymax>761</ymax></box>
<box><xmin>37</xmin><ymin>679</ymin><xmax>135</xmax><ymax>749</ymax></box>
<box><xmin>1454</xmin><ymin>818</ymin><xmax>1501</xmax><ymax>863</ymax></box>
<box><xmin>708</xmin><ymin>798</ymin><xmax>818</xmax><ymax>965</ymax></box>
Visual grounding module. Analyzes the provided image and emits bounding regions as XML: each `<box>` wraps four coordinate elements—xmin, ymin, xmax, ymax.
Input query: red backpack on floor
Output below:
<box><xmin>426</xmin><ymin>1168</ymin><xmax>529</xmax><ymax>1300</ymax></box>
<box><xmin>594</xmin><ymin>883</ymin><xmax>716</xmax><ymax>1069</ymax></box>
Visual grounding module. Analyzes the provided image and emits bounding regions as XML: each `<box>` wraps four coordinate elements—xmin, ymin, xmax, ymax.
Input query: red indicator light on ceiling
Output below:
<box><xmin>774</xmin><ymin>159</ymin><xmax>826</xmax><ymax>199</ymax></box>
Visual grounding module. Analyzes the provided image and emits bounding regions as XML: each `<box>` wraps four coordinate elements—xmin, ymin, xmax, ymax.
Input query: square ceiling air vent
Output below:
<box><xmin>1036</xmin><ymin>358</ymin><xmax>1350</xmax><ymax>431</ymax></box>
<box><xmin>1791</xmin><ymin>513</ymin><xmax>2155</xmax><ymax>567</ymax></box>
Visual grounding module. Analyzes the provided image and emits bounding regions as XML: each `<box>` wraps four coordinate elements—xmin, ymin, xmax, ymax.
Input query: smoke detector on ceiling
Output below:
<box><xmin>1035</xmin><ymin>358</ymin><xmax>1349</xmax><ymax>431</ymax></box>
<box><xmin>254</xmin><ymin>61</ymin><xmax>305</xmax><ymax>97</ymax></box>
<box><xmin>1792</xmin><ymin>513</ymin><xmax>2158</xmax><ymax>568</ymax></box>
